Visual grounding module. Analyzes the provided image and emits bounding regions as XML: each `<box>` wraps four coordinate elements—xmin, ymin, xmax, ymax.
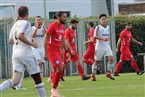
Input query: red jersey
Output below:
<box><xmin>64</xmin><ymin>28</ymin><xmax>76</xmax><ymax>49</ymax></box>
<box><xmin>88</xmin><ymin>28</ymin><xmax>95</xmax><ymax>47</ymax></box>
<box><xmin>46</xmin><ymin>21</ymin><xmax>64</xmax><ymax>47</ymax></box>
<box><xmin>120</xmin><ymin>29</ymin><xmax>133</xmax><ymax>50</ymax></box>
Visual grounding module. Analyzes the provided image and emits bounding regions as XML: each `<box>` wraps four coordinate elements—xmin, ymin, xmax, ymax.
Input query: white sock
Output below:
<box><xmin>0</xmin><ymin>79</ymin><xmax>13</xmax><ymax>92</ymax></box>
<box><xmin>92</xmin><ymin>63</ymin><xmax>98</xmax><ymax>74</ymax></box>
<box><xmin>35</xmin><ymin>83</ymin><xmax>46</xmax><ymax>97</ymax></box>
<box><xmin>16</xmin><ymin>73</ymin><xmax>24</xmax><ymax>88</ymax></box>
<box><xmin>107</xmin><ymin>62</ymin><xmax>114</xmax><ymax>73</ymax></box>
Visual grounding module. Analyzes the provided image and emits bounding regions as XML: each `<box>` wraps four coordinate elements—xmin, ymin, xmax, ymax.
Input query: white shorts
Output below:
<box><xmin>95</xmin><ymin>46</ymin><xmax>113</xmax><ymax>61</ymax></box>
<box><xmin>12</xmin><ymin>56</ymin><xmax>40</xmax><ymax>75</ymax></box>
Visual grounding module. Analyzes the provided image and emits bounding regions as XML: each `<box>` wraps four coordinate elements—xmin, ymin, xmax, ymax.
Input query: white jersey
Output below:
<box><xmin>94</xmin><ymin>25</ymin><xmax>110</xmax><ymax>49</ymax></box>
<box><xmin>31</xmin><ymin>26</ymin><xmax>45</xmax><ymax>61</ymax></box>
<box><xmin>10</xmin><ymin>20</ymin><xmax>33</xmax><ymax>57</ymax></box>
<box><xmin>32</xmin><ymin>26</ymin><xmax>44</xmax><ymax>50</ymax></box>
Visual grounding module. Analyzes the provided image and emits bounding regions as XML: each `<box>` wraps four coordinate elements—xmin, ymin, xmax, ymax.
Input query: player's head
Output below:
<box><xmin>54</xmin><ymin>11</ymin><xmax>67</xmax><ymax>25</ymax></box>
<box><xmin>125</xmin><ymin>22</ymin><xmax>132</xmax><ymax>31</ymax></box>
<box><xmin>35</xmin><ymin>16</ymin><xmax>42</xmax><ymax>28</ymax></box>
<box><xmin>99</xmin><ymin>14</ymin><xmax>107</xmax><ymax>26</ymax></box>
<box><xmin>87</xmin><ymin>22</ymin><xmax>94</xmax><ymax>29</ymax></box>
<box><xmin>18</xmin><ymin>6</ymin><xmax>29</xmax><ymax>19</ymax></box>
<box><xmin>70</xmin><ymin>19</ymin><xmax>79</xmax><ymax>30</ymax></box>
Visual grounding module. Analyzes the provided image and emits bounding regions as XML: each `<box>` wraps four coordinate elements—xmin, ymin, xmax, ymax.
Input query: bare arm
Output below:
<box><xmin>9</xmin><ymin>38</ymin><xmax>14</xmax><ymax>44</ymax></box>
<box><xmin>131</xmin><ymin>38</ymin><xmax>143</xmax><ymax>46</ymax></box>
<box><xmin>84</xmin><ymin>37</ymin><xmax>94</xmax><ymax>45</ymax></box>
<box><xmin>32</xmin><ymin>27</ymin><xmax>38</xmax><ymax>38</ymax></box>
<box><xmin>18</xmin><ymin>33</ymin><xmax>37</xmax><ymax>48</ymax></box>
<box><xmin>44</xmin><ymin>34</ymin><xmax>50</xmax><ymax>60</ymax></box>
<box><xmin>65</xmin><ymin>39</ymin><xmax>73</xmax><ymax>51</ymax></box>
<box><xmin>116</xmin><ymin>38</ymin><xmax>121</xmax><ymax>52</ymax></box>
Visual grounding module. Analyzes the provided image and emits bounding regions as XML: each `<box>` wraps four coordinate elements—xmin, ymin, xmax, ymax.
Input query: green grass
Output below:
<box><xmin>0</xmin><ymin>73</ymin><xmax>144</xmax><ymax>97</ymax></box>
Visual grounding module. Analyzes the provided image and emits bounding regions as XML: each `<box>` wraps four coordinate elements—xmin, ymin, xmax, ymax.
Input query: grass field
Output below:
<box><xmin>0</xmin><ymin>73</ymin><xmax>144</xmax><ymax>97</ymax></box>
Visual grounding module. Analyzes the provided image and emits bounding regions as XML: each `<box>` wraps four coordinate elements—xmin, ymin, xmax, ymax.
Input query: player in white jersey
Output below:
<box><xmin>91</xmin><ymin>14</ymin><xmax>115</xmax><ymax>81</ymax></box>
<box><xmin>31</xmin><ymin>16</ymin><xmax>45</xmax><ymax>74</ymax></box>
<box><xmin>0</xmin><ymin>6</ymin><xmax>46</xmax><ymax>97</ymax></box>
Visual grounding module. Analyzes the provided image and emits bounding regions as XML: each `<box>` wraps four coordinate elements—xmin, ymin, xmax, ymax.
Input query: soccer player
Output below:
<box><xmin>63</xmin><ymin>19</ymin><xmax>91</xmax><ymax>80</ymax></box>
<box><xmin>0</xmin><ymin>6</ymin><xmax>46</xmax><ymax>97</ymax></box>
<box><xmin>83</xmin><ymin>22</ymin><xmax>101</xmax><ymax>75</ymax></box>
<box><xmin>32</xmin><ymin>16</ymin><xmax>45</xmax><ymax>74</ymax></box>
<box><xmin>92</xmin><ymin>14</ymin><xmax>115</xmax><ymax>81</ymax></box>
<box><xmin>44</xmin><ymin>11</ymin><xmax>67</xmax><ymax>97</ymax></box>
<box><xmin>114</xmin><ymin>22</ymin><xmax>143</xmax><ymax>76</ymax></box>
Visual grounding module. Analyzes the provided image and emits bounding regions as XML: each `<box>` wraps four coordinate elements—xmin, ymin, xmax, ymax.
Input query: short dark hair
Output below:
<box><xmin>99</xmin><ymin>14</ymin><xmax>107</xmax><ymax>19</ymax></box>
<box><xmin>53</xmin><ymin>11</ymin><xmax>66</xmax><ymax>19</ymax></box>
<box><xmin>18</xmin><ymin>6</ymin><xmax>28</xmax><ymax>17</ymax></box>
<box><xmin>35</xmin><ymin>16</ymin><xmax>41</xmax><ymax>19</ymax></box>
<box><xmin>126</xmin><ymin>21</ymin><xmax>132</xmax><ymax>26</ymax></box>
<box><xmin>88</xmin><ymin>22</ymin><xmax>94</xmax><ymax>27</ymax></box>
<box><xmin>70</xmin><ymin>19</ymin><xmax>79</xmax><ymax>24</ymax></box>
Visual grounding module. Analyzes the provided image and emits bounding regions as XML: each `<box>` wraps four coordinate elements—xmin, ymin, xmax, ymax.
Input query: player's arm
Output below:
<box><xmin>32</xmin><ymin>27</ymin><xmax>38</xmax><ymax>38</ymax></box>
<box><xmin>44</xmin><ymin>34</ymin><xmax>50</xmax><ymax>61</ymax></box>
<box><xmin>9</xmin><ymin>28</ymin><xmax>14</xmax><ymax>44</ymax></box>
<box><xmin>116</xmin><ymin>38</ymin><xmax>121</xmax><ymax>53</ymax></box>
<box><xmin>131</xmin><ymin>38</ymin><xmax>143</xmax><ymax>46</ymax></box>
<box><xmin>84</xmin><ymin>37</ymin><xmax>94</xmax><ymax>45</ymax></box>
<box><xmin>65</xmin><ymin>39</ymin><xmax>75</xmax><ymax>55</ymax></box>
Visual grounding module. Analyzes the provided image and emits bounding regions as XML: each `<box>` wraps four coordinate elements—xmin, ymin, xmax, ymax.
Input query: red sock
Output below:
<box><xmin>51</xmin><ymin>73</ymin><xmax>55</xmax><ymax>84</ymax></box>
<box><xmin>83</xmin><ymin>59</ymin><xmax>93</xmax><ymax>66</ymax></box>
<box><xmin>131</xmin><ymin>60</ymin><xmax>139</xmax><ymax>72</ymax></box>
<box><xmin>115</xmin><ymin>61</ymin><xmax>122</xmax><ymax>73</ymax></box>
<box><xmin>53</xmin><ymin>70</ymin><xmax>61</xmax><ymax>89</ymax></box>
<box><xmin>77</xmin><ymin>64</ymin><xmax>84</xmax><ymax>78</ymax></box>
<box><xmin>60</xmin><ymin>66</ymin><xmax>66</xmax><ymax>78</ymax></box>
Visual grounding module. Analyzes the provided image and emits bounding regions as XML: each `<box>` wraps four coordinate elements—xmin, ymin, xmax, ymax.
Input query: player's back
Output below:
<box><xmin>94</xmin><ymin>25</ymin><xmax>110</xmax><ymax>47</ymax></box>
<box><xmin>11</xmin><ymin>20</ymin><xmax>33</xmax><ymax>57</ymax></box>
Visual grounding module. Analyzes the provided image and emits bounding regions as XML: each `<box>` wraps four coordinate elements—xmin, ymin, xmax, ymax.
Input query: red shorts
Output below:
<box><xmin>83</xmin><ymin>46</ymin><xmax>95</xmax><ymax>60</ymax></box>
<box><xmin>64</xmin><ymin>48</ymin><xmax>79</xmax><ymax>64</ymax></box>
<box><xmin>47</xmin><ymin>46</ymin><xmax>62</xmax><ymax>67</ymax></box>
<box><xmin>120</xmin><ymin>48</ymin><xmax>133</xmax><ymax>61</ymax></box>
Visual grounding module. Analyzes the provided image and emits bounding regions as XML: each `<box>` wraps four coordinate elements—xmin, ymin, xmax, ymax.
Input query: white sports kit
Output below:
<box><xmin>93</xmin><ymin>25</ymin><xmax>113</xmax><ymax>60</ymax></box>
<box><xmin>9</xmin><ymin>20</ymin><xmax>40</xmax><ymax>74</ymax></box>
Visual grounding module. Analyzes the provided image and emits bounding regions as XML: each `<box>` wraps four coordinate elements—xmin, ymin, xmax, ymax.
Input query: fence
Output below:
<box><xmin>0</xmin><ymin>20</ymin><xmax>116</xmax><ymax>78</ymax></box>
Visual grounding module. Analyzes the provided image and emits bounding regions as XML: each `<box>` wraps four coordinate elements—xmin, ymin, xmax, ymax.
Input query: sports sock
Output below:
<box><xmin>131</xmin><ymin>60</ymin><xmax>139</xmax><ymax>72</ymax></box>
<box><xmin>16</xmin><ymin>73</ymin><xmax>24</xmax><ymax>88</ymax></box>
<box><xmin>83</xmin><ymin>59</ymin><xmax>93</xmax><ymax>66</ymax></box>
<box><xmin>107</xmin><ymin>62</ymin><xmax>114</xmax><ymax>73</ymax></box>
<box><xmin>115</xmin><ymin>61</ymin><xmax>122</xmax><ymax>73</ymax></box>
<box><xmin>35</xmin><ymin>83</ymin><xmax>46</xmax><ymax>97</ymax></box>
<box><xmin>77</xmin><ymin>64</ymin><xmax>84</xmax><ymax>78</ymax></box>
<box><xmin>0</xmin><ymin>79</ymin><xmax>13</xmax><ymax>92</ymax></box>
<box><xmin>53</xmin><ymin>70</ymin><xmax>61</xmax><ymax>89</ymax></box>
<box><xmin>60</xmin><ymin>65</ymin><xmax>66</xmax><ymax>78</ymax></box>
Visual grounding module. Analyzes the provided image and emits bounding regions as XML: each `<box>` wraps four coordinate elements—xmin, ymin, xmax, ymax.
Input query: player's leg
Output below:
<box><xmin>114</xmin><ymin>60</ymin><xmax>124</xmax><ymax>76</ymax></box>
<box><xmin>130</xmin><ymin>57</ymin><xmax>140</xmax><ymax>75</ymax></box>
<box><xmin>106</xmin><ymin>56</ymin><xmax>115</xmax><ymax>80</ymax></box>
<box><xmin>0</xmin><ymin>71</ymin><xmax>22</xmax><ymax>92</ymax></box>
<box><xmin>25</xmin><ymin>57</ymin><xmax>46</xmax><ymax>97</ymax></box>
<box><xmin>91</xmin><ymin>60</ymin><xmax>100</xmax><ymax>81</ymax></box>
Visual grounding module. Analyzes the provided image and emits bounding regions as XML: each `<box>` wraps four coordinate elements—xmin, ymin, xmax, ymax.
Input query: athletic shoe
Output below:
<box><xmin>91</xmin><ymin>74</ymin><xmax>96</xmax><ymax>81</ymax></box>
<box><xmin>113</xmin><ymin>72</ymin><xmax>119</xmax><ymax>76</ymax></box>
<box><xmin>12</xmin><ymin>86</ymin><xmax>27</xmax><ymax>90</ymax></box>
<box><xmin>96</xmin><ymin>69</ymin><xmax>101</xmax><ymax>75</ymax></box>
<box><xmin>106</xmin><ymin>73</ymin><xmax>115</xmax><ymax>80</ymax></box>
<box><xmin>51</xmin><ymin>88</ymin><xmax>63</xmax><ymax>97</ymax></box>
<box><xmin>61</xmin><ymin>77</ymin><xmax>65</xmax><ymax>81</ymax></box>
<box><xmin>82</xmin><ymin>75</ymin><xmax>91</xmax><ymax>80</ymax></box>
<box><xmin>137</xmin><ymin>71</ymin><xmax>145</xmax><ymax>75</ymax></box>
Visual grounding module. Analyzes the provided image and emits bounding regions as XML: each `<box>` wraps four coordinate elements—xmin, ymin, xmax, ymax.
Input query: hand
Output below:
<box><xmin>83</xmin><ymin>41</ymin><xmax>87</xmax><ymax>45</ymax></box>
<box><xmin>138</xmin><ymin>42</ymin><xmax>143</xmax><ymax>46</ymax></box>
<box><xmin>66</xmin><ymin>52</ymin><xmax>71</xmax><ymax>60</ymax></box>
<box><xmin>38</xmin><ymin>59</ymin><xmax>42</xmax><ymax>69</ymax></box>
<box><xmin>31</xmin><ymin>41</ymin><xmax>38</xmax><ymax>48</ymax></box>
<box><xmin>44</xmin><ymin>53</ymin><xmax>48</xmax><ymax>61</ymax></box>
<box><xmin>115</xmin><ymin>48</ymin><xmax>119</xmax><ymax>53</ymax></box>
<box><xmin>102</xmin><ymin>38</ymin><xmax>110</xmax><ymax>41</ymax></box>
<box><xmin>71</xmin><ymin>50</ymin><xmax>75</xmax><ymax>56</ymax></box>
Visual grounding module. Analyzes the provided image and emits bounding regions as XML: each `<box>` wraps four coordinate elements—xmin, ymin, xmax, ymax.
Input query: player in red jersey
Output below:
<box><xmin>44</xmin><ymin>11</ymin><xmax>67</xmax><ymax>97</ymax></box>
<box><xmin>114</xmin><ymin>22</ymin><xmax>143</xmax><ymax>76</ymax></box>
<box><xmin>83</xmin><ymin>22</ymin><xmax>101</xmax><ymax>75</ymax></box>
<box><xmin>63</xmin><ymin>19</ymin><xmax>91</xmax><ymax>80</ymax></box>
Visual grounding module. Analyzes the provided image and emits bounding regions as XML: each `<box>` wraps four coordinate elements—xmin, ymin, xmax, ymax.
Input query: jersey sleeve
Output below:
<box><xmin>18</xmin><ymin>21</ymin><xmax>30</xmax><ymax>34</ymax></box>
<box><xmin>93</xmin><ymin>26</ymin><xmax>99</xmax><ymax>37</ymax></box>
<box><xmin>120</xmin><ymin>31</ymin><xmax>125</xmax><ymax>39</ymax></box>
<box><xmin>46</xmin><ymin>24</ymin><xmax>54</xmax><ymax>35</ymax></box>
<box><xmin>64</xmin><ymin>30</ymin><xmax>70</xmax><ymax>39</ymax></box>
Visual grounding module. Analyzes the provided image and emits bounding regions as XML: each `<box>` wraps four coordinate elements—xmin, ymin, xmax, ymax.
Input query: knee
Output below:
<box><xmin>31</xmin><ymin>73</ymin><xmax>42</xmax><ymax>85</ymax></box>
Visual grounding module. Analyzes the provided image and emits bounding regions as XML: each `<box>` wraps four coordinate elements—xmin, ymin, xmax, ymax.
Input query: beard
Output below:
<box><xmin>60</xmin><ymin>20</ymin><xmax>66</xmax><ymax>25</ymax></box>
<box><xmin>72</xmin><ymin>26</ymin><xmax>76</xmax><ymax>30</ymax></box>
